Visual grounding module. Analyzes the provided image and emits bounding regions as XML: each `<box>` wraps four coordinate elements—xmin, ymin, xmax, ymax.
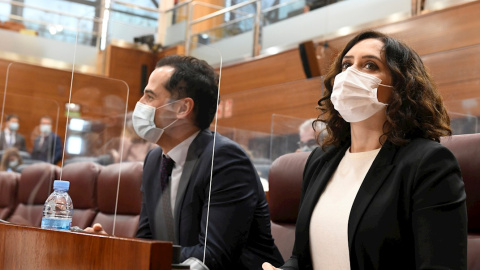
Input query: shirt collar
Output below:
<box><xmin>165</xmin><ymin>131</ymin><xmax>200</xmax><ymax>167</ymax></box>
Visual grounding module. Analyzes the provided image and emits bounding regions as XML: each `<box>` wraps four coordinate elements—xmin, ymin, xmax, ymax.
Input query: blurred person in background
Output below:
<box><xmin>31</xmin><ymin>116</ymin><xmax>62</xmax><ymax>164</ymax></box>
<box><xmin>296</xmin><ymin>118</ymin><xmax>326</xmax><ymax>152</ymax></box>
<box><xmin>0</xmin><ymin>147</ymin><xmax>23</xmax><ymax>172</ymax></box>
<box><xmin>0</xmin><ymin>114</ymin><xmax>27</xmax><ymax>152</ymax></box>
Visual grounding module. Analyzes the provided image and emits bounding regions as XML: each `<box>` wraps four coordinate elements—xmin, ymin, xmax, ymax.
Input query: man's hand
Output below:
<box><xmin>84</xmin><ymin>223</ymin><xmax>108</xmax><ymax>235</ymax></box>
<box><xmin>262</xmin><ymin>262</ymin><xmax>281</xmax><ymax>270</ymax></box>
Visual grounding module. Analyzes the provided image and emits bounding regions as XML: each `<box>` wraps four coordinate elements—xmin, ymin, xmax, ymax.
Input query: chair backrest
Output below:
<box><xmin>7</xmin><ymin>162</ymin><xmax>60</xmax><ymax>226</ymax></box>
<box><xmin>91</xmin><ymin>161</ymin><xmax>143</xmax><ymax>237</ymax></box>
<box><xmin>61</xmin><ymin>161</ymin><xmax>101</xmax><ymax>229</ymax></box>
<box><xmin>268</xmin><ymin>151</ymin><xmax>310</xmax><ymax>261</ymax></box>
<box><xmin>0</xmin><ymin>171</ymin><xmax>20</xmax><ymax>220</ymax></box>
<box><xmin>440</xmin><ymin>133</ymin><xmax>480</xmax><ymax>234</ymax></box>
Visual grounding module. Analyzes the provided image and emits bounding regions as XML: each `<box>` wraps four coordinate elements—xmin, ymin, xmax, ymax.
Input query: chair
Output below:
<box><xmin>268</xmin><ymin>151</ymin><xmax>309</xmax><ymax>261</ymax></box>
<box><xmin>61</xmin><ymin>161</ymin><xmax>101</xmax><ymax>229</ymax></box>
<box><xmin>7</xmin><ymin>162</ymin><xmax>60</xmax><ymax>226</ymax></box>
<box><xmin>441</xmin><ymin>134</ymin><xmax>480</xmax><ymax>269</ymax></box>
<box><xmin>90</xmin><ymin>161</ymin><xmax>143</xmax><ymax>237</ymax></box>
<box><xmin>0</xmin><ymin>171</ymin><xmax>20</xmax><ymax>220</ymax></box>
<box><xmin>441</xmin><ymin>134</ymin><xmax>480</xmax><ymax>237</ymax></box>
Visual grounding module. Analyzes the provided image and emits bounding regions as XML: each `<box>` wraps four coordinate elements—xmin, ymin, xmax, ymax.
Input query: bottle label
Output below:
<box><xmin>41</xmin><ymin>217</ymin><xmax>72</xmax><ymax>231</ymax></box>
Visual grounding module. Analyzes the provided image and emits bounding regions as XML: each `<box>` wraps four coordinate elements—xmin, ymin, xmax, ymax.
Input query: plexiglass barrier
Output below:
<box><xmin>444</xmin><ymin>98</ymin><xmax>480</xmax><ymax>135</ymax></box>
<box><xmin>0</xmin><ymin>84</ymin><xmax>60</xmax><ymax>169</ymax></box>
<box><xmin>215</xmin><ymin>125</ymin><xmax>271</xmax><ymax>181</ymax></box>
<box><xmin>1</xmin><ymin>62</ymin><xmax>64</xmax><ymax>226</ymax></box>
<box><xmin>270</xmin><ymin>114</ymin><xmax>326</xmax><ymax>160</ymax></box>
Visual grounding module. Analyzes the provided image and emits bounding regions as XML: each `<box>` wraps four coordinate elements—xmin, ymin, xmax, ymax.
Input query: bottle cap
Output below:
<box><xmin>53</xmin><ymin>180</ymin><xmax>70</xmax><ymax>191</ymax></box>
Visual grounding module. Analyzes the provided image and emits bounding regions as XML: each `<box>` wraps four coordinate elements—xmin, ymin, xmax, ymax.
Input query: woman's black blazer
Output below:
<box><xmin>282</xmin><ymin>138</ymin><xmax>467</xmax><ymax>270</ymax></box>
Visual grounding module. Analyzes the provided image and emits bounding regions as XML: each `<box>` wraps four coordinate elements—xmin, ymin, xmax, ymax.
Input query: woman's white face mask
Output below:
<box><xmin>331</xmin><ymin>67</ymin><xmax>393</xmax><ymax>123</ymax></box>
<box><xmin>131</xmin><ymin>100</ymin><xmax>180</xmax><ymax>143</ymax></box>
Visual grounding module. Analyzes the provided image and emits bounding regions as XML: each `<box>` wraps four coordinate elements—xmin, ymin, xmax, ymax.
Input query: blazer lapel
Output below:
<box><xmin>173</xmin><ymin>129</ymin><xmax>213</xmax><ymax>243</ymax></box>
<box><xmin>347</xmin><ymin>143</ymin><xmax>397</xmax><ymax>248</ymax></box>
<box><xmin>296</xmin><ymin>144</ymin><xmax>350</xmax><ymax>250</ymax></box>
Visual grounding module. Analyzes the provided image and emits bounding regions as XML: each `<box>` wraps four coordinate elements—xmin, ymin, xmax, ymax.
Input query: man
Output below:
<box><xmin>87</xmin><ymin>55</ymin><xmax>284</xmax><ymax>269</ymax></box>
<box><xmin>296</xmin><ymin>118</ymin><xmax>326</xmax><ymax>152</ymax></box>
<box><xmin>31</xmin><ymin>116</ymin><xmax>63</xmax><ymax>164</ymax></box>
<box><xmin>0</xmin><ymin>114</ymin><xmax>27</xmax><ymax>152</ymax></box>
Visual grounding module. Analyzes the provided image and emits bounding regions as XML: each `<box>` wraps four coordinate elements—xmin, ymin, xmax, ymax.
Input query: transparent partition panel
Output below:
<box><xmin>1</xmin><ymin>81</ymin><xmax>61</xmax><ymax>166</ymax></box>
<box><xmin>1</xmin><ymin>62</ymin><xmax>62</xmax><ymax>225</ymax></box>
<box><xmin>215</xmin><ymin>75</ymin><xmax>323</xmax><ymax>173</ymax></box>
<box><xmin>63</xmin><ymin>74</ymin><xmax>129</xmax><ymax>166</ymax></box>
<box><xmin>215</xmin><ymin>125</ymin><xmax>271</xmax><ymax>182</ymax></box>
<box><xmin>270</xmin><ymin>114</ymin><xmax>316</xmax><ymax>160</ymax></box>
<box><xmin>182</xmin><ymin>41</ymin><xmax>225</xmax><ymax>266</ymax></box>
<box><xmin>444</xmin><ymin>98</ymin><xmax>480</xmax><ymax>135</ymax></box>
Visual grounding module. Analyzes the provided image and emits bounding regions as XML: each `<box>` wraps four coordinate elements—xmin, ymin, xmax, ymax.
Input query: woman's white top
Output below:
<box><xmin>309</xmin><ymin>147</ymin><xmax>381</xmax><ymax>270</ymax></box>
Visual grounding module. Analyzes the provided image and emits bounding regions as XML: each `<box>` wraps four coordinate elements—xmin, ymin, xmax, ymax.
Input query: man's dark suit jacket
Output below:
<box><xmin>282</xmin><ymin>138</ymin><xmax>467</xmax><ymax>270</ymax></box>
<box><xmin>31</xmin><ymin>133</ymin><xmax>62</xmax><ymax>164</ymax></box>
<box><xmin>136</xmin><ymin>129</ymin><xmax>284</xmax><ymax>270</ymax></box>
<box><xmin>0</xmin><ymin>131</ymin><xmax>27</xmax><ymax>151</ymax></box>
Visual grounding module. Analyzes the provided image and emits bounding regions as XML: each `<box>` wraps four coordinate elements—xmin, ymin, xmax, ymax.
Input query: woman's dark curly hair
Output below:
<box><xmin>316</xmin><ymin>30</ymin><xmax>451</xmax><ymax>148</ymax></box>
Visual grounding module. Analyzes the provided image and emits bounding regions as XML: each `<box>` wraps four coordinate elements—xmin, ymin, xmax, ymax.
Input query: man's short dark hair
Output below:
<box><xmin>6</xmin><ymin>114</ymin><xmax>19</xmax><ymax>121</ymax></box>
<box><xmin>40</xmin><ymin>115</ymin><xmax>52</xmax><ymax>123</ymax></box>
<box><xmin>156</xmin><ymin>55</ymin><xmax>219</xmax><ymax>129</ymax></box>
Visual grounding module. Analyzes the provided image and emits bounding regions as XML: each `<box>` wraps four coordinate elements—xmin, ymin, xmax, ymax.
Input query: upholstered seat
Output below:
<box><xmin>268</xmin><ymin>151</ymin><xmax>309</xmax><ymax>261</ymax></box>
<box><xmin>441</xmin><ymin>134</ymin><xmax>480</xmax><ymax>237</ymax></box>
<box><xmin>62</xmin><ymin>161</ymin><xmax>101</xmax><ymax>229</ymax></box>
<box><xmin>90</xmin><ymin>161</ymin><xmax>143</xmax><ymax>237</ymax></box>
<box><xmin>0</xmin><ymin>171</ymin><xmax>20</xmax><ymax>220</ymax></box>
<box><xmin>7</xmin><ymin>162</ymin><xmax>60</xmax><ymax>226</ymax></box>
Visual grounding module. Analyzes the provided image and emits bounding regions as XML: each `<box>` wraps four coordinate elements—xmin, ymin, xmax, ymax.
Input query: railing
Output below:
<box><xmin>0</xmin><ymin>0</ymin><xmax>476</xmax><ymax>71</ymax></box>
<box><xmin>184</xmin><ymin>0</ymin><xmax>262</xmax><ymax>56</ymax></box>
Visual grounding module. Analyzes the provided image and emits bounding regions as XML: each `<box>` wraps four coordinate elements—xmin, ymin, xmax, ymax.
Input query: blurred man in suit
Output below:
<box><xmin>31</xmin><ymin>116</ymin><xmax>62</xmax><ymax>164</ymax></box>
<box><xmin>0</xmin><ymin>114</ymin><xmax>27</xmax><ymax>152</ymax></box>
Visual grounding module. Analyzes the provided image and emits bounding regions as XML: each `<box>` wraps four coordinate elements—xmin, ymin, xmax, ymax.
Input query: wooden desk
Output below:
<box><xmin>0</xmin><ymin>222</ymin><xmax>172</xmax><ymax>270</ymax></box>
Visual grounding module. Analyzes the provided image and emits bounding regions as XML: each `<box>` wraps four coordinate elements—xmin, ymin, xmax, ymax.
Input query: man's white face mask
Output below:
<box><xmin>331</xmin><ymin>67</ymin><xmax>393</xmax><ymax>123</ymax></box>
<box><xmin>40</xmin><ymin>124</ymin><xmax>52</xmax><ymax>135</ymax></box>
<box><xmin>132</xmin><ymin>100</ymin><xmax>180</xmax><ymax>144</ymax></box>
<box><xmin>9</xmin><ymin>122</ymin><xmax>19</xmax><ymax>131</ymax></box>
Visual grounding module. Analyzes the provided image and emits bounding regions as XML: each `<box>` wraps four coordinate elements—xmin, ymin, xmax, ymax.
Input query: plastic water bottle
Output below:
<box><xmin>41</xmin><ymin>180</ymin><xmax>73</xmax><ymax>231</ymax></box>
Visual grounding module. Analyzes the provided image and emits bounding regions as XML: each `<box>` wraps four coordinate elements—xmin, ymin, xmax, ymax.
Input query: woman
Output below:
<box><xmin>0</xmin><ymin>147</ymin><xmax>23</xmax><ymax>172</ymax></box>
<box><xmin>263</xmin><ymin>31</ymin><xmax>467</xmax><ymax>270</ymax></box>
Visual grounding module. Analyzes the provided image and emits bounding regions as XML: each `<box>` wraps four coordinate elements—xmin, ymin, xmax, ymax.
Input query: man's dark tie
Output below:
<box><xmin>158</xmin><ymin>155</ymin><xmax>175</xmax><ymax>241</ymax></box>
<box><xmin>160</xmin><ymin>155</ymin><xmax>175</xmax><ymax>190</ymax></box>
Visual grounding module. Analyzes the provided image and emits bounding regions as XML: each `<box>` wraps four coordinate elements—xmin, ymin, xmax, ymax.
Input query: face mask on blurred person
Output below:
<box><xmin>40</xmin><ymin>124</ymin><xmax>52</xmax><ymax>135</ymax></box>
<box><xmin>132</xmin><ymin>101</ymin><xmax>179</xmax><ymax>144</ymax></box>
<box><xmin>331</xmin><ymin>67</ymin><xmax>393</xmax><ymax>122</ymax></box>
<box><xmin>9</xmin><ymin>122</ymin><xmax>19</xmax><ymax>131</ymax></box>
<box><xmin>9</xmin><ymin>159</ymin><xmax>18</xmax><ymax>168</ymax></box>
